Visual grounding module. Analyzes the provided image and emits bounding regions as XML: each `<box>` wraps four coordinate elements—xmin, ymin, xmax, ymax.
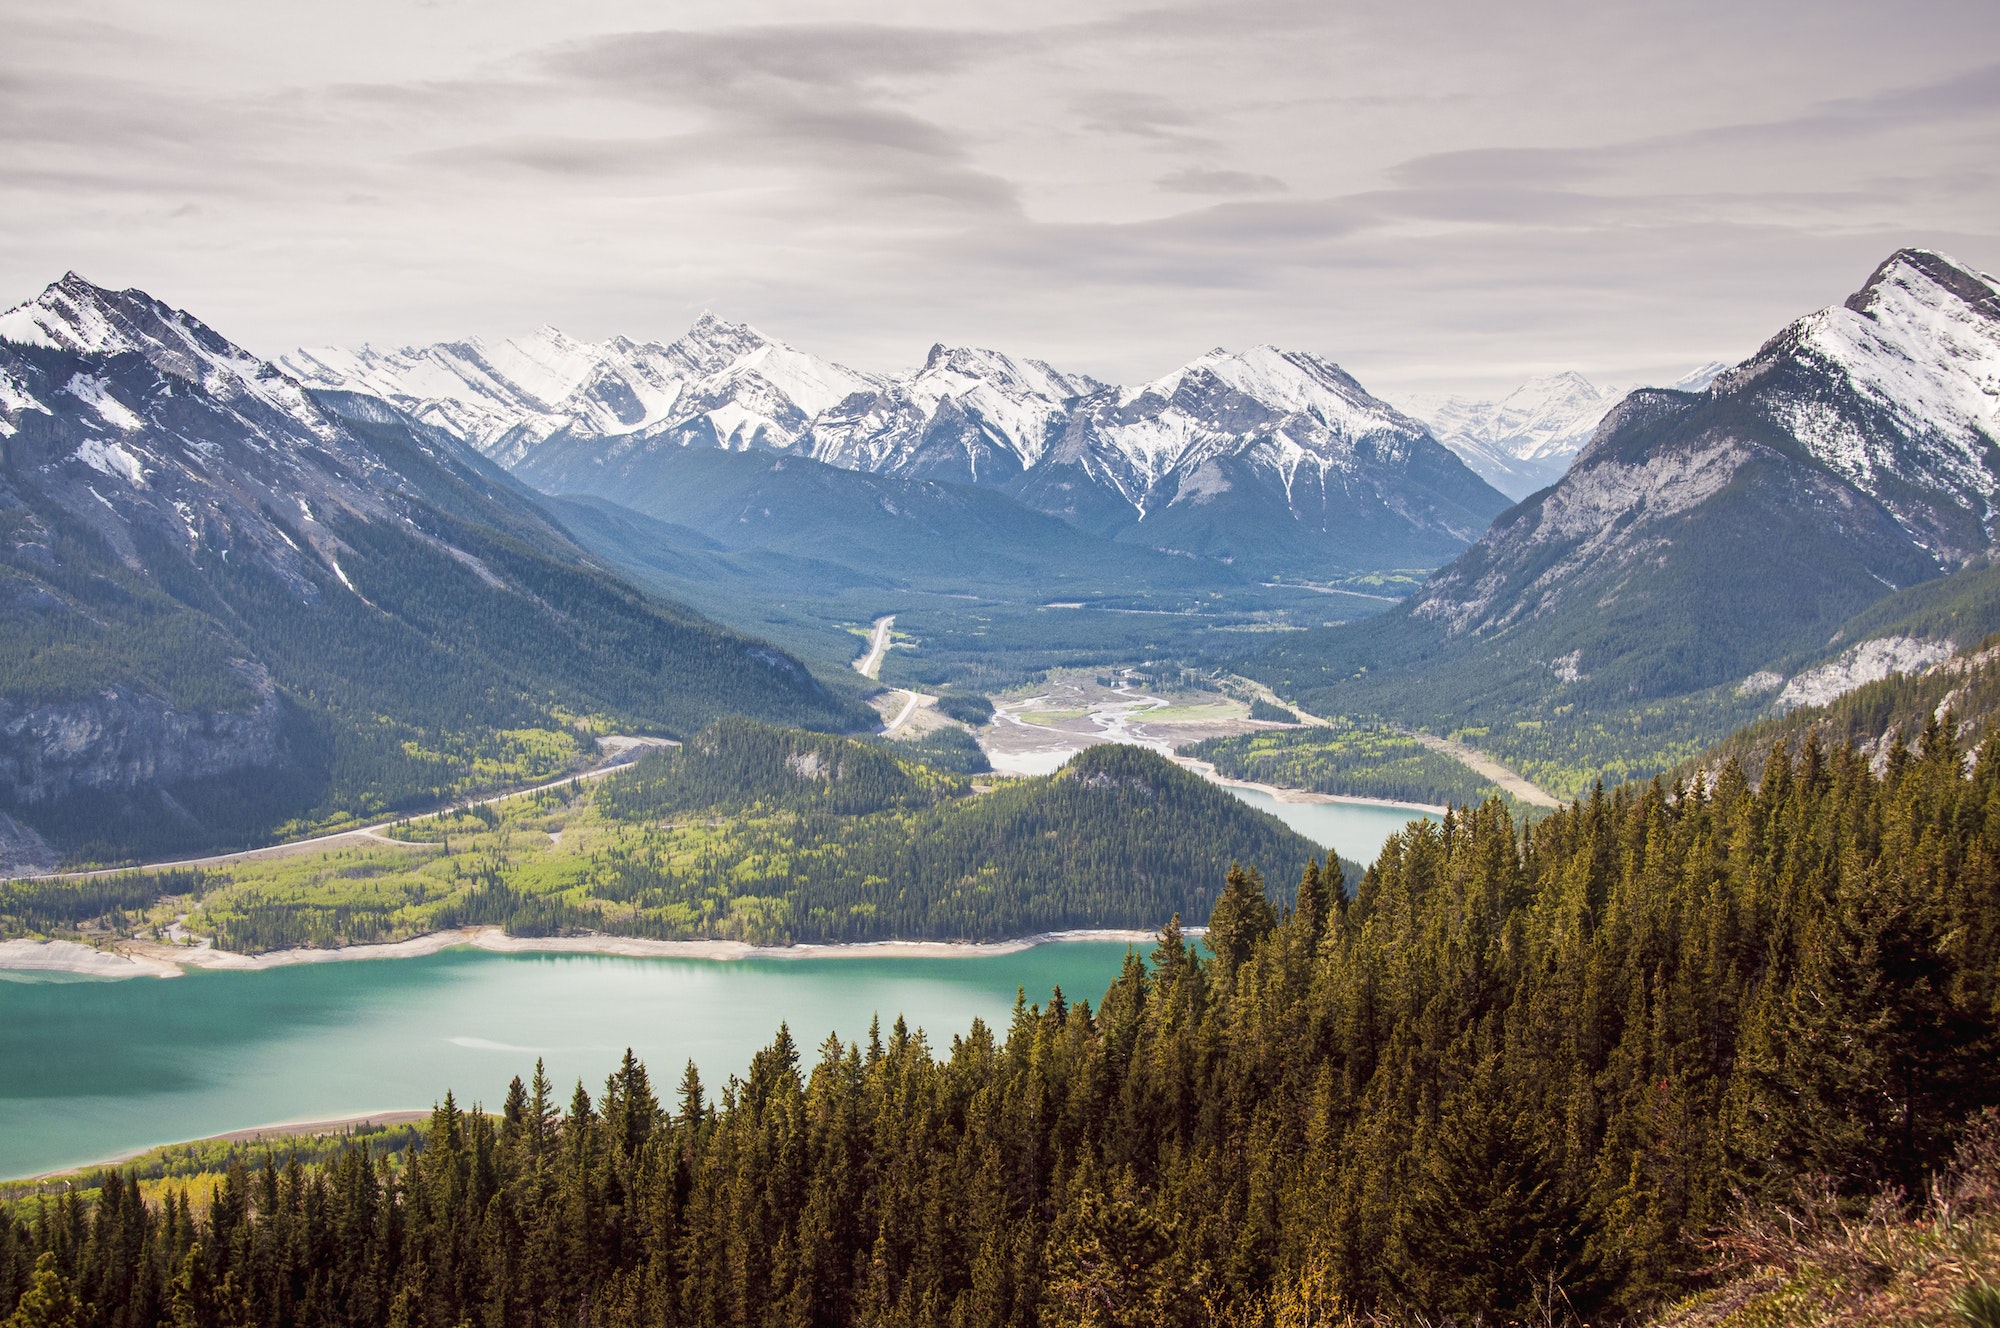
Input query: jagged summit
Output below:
<box><xmin>3</xmin><ymin>272</ymin><xmax>219</xmax><ymax>365</ymax></box>
<box><xmin>671</xmin><ymin>311</ymin><xmax>781</xmax><ymax>375</ymax></box>
<box><xmin>1845</xmin><ymin>247</ymin><xmax>2000</xmax><ymax>319</ymax></box>
<box><xmin>1711</xmin><ymin>245</ymin><xmax>2000</xmax><ymax>562</ymax></box>
<box><xmin>290</xmin><ymin>312</ymin><xmax>1508</xmax><ymax>574</ymax></box>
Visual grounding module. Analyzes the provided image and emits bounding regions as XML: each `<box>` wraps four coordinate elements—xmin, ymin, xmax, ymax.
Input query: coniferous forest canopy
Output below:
<box><xmin>8</xmin><ymin>723</ymin><xmax>2000</xmax><ymax>1325</ymax></box>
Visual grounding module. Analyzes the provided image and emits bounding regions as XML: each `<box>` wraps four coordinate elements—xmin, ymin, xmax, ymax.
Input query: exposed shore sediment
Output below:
<box><xmin>0</xmin><ymin>926</ymin><xmax>1171</xmax><ymax>981</ymax></box>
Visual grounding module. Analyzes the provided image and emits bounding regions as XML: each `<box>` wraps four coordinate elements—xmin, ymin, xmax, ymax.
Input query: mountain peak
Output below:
<box><xmin>674</xmin><ymin>310</ymin><xmax>778</xmax><ymax>375</ymax></box>
<box><xmin>0</xmin><ymin>274</ymin><xmax>258</xmax><ymax>399</ymax></box>
<box><xmin>1845</xmin><ymin>248</ymin><xmax>2000</xmax><ymax>322</ymax></box>
<box><xmin>0</xmin><ymin>271</ymin><xmax>145</xmax><ymax>352</ymax></box>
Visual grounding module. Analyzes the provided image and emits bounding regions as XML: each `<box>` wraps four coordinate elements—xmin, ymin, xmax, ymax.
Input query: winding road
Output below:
<box><xmin>854</xmin><ymin>614</ymin><xmax>895</xmax><ymax>679</ymax></box>
<box><xmin>13</xmin><ymin>735</ymin><xmax>678</xmax><ymax>883</ymax></box>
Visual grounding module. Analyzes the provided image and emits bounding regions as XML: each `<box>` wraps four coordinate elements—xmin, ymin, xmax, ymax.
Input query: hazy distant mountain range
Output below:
<box><xmin>1393</xmin><ymin>364</ymin><xmax>1727</xmax><ymax>500</ymax></box>
<box><xmin>285</xmin><ymin>323</ymin><xmax>1510</xmax><ymax>576</ymax></box>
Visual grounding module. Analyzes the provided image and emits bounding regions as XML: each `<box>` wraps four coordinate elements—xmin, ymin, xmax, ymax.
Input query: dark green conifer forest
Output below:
<box><xmin>6</xmin><ymin>722</ymin><xmax>1999</xmax><ymax>1325</ymax></box>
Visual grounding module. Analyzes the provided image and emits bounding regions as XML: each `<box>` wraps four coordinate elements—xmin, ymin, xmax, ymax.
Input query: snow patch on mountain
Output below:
<box><xmin>65</xmin><ymin>373</ymin><xmax>145</xmax><ymax>432</ymax></box>
<box><xmin>74</xmin><ymin>436</ymin><xmax>148</xmax><ymax>487</ymax></box>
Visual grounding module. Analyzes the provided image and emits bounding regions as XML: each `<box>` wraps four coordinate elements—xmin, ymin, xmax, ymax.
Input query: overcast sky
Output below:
<box><xmin>4</xmin><ymin>0</ymin><xmax>1997</xmax><ymax>398</ymax></box>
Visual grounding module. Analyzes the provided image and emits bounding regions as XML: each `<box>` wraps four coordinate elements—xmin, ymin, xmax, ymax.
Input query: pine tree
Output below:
<box><xmin>4</xmin><ymin>1255</ymin><xmax>79</xmax><ymax>1328</ymax></box>
<box><xmin>1204</xmin><ymin>863</ymin><xmax>1275</xmax><ymax>975</ymax></box>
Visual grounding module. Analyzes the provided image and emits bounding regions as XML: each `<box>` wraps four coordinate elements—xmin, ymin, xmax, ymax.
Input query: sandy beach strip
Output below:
<box><xmin>17</xmin><ymin>1111</ymin><xmax>435</xmax><ymax>1184</ymax></box>
<box><xmin>0</xmin><ymin>925</ymin><xmax>1175</xmax><ymax>980</ymax></box>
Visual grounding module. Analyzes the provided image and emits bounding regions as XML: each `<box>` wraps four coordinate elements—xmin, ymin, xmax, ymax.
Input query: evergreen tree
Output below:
<box><xmin>1204</xmin><ymin>863</ymin><xmax>1275</xmax><ymax>975</ymax></box>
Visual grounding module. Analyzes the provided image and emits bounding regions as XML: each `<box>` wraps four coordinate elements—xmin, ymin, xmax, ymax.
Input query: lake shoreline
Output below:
<box><xmin>14</xmin><ymin>1111</ymin><xmax>437</xmax><ymax>1184</ymax></box>
<box><xmin>1171</xmin><ymin>756</ymin><xmax>1450</xmax><ymax>816</ymax></box>
<box><xmin>0</xmin><ymin>926</ymin><xmax>1173</xmax><ymax>981</ymax></box>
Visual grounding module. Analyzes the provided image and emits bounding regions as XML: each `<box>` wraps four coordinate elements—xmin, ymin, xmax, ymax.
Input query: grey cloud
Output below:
<box><xmin>1156</xmin><ymin>168</ymin><xmax>1287</xmax><ymax>195</ymax></box>
<box><xmin>2</xmin><ymin>0</ymin><xmax>1995</xmax><ymax>400</ymax></box>
<box><xmin>1390</xmin><ymin>147</ymin><xmax>1608</xmax><ymax>190</ymax></box>
<box><xmin>499</xmin><ymin>21</ymin><xmax>1027</xmax><ymax>213</ymax></box>
<box><xmin>1074</xmin><ymin>91</ymin><xmax>1209</xmax><ymax>144</ymax></box>
<box><xmin>546</xmin><ymin>23</ymin><xmax>1025</xmax><ymax>97</ymax></box>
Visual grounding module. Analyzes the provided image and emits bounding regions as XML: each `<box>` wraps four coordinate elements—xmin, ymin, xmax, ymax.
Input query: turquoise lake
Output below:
<box><xmin>1224</xmin><ymin>785</ymin><xmax>1440</xmax><ymax>864</ymax></box>
<box><xmin>0</xmin><ymin>942</ymin><xmax>1136</xmax><ymax>1179</ymax></box>
<box><xmin>0</xmin><ymin>784</ymin><xmax>1438</xmax><ymax>1179</ymax></box>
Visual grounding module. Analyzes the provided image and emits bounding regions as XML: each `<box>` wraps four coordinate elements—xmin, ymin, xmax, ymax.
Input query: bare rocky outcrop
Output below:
<box><xmin>0</xmin><ymin>665</ymin><xmax>285</xmax><ymax>805</ymax></box>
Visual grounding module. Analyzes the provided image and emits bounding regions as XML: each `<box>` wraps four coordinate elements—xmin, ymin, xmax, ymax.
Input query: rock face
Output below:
<box><xmin>0</xmin><ymin>667</ymin><xmax>284</xmax><ymax>806</ymax></box>
<box><xmin>0</xmin><ymin>813</ymin><xmax>57</xmax><ymax>876</ymax></box>
<box><xmin>291</xmin><ymin>319</ymin><xmax>1509</xmax><ymax>577</ymax></box>
<box><xmin>1255</xmin><ymin>248</ymin><xmax>2000</xmax><ymax>719</ymax></box>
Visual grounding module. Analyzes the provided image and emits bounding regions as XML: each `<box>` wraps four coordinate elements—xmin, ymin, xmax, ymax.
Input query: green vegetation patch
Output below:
<box><xmin>1189</xmin><ymin>720</ymin><xmax>1506</xmax><ymax>808</ymax></box>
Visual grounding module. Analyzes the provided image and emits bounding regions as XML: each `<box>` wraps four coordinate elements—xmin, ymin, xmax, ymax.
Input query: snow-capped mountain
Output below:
<box><xmin>0</xmin><ymin>274</ymin><xmax>851</xmax><ymax>868</ymax></box>
<box><xmin>282</xmin><ymin>314</ymin><xmax>881</xmax><ymax>468</ymax></box>
<box><xmin>1399</xmin><ymin>363</ymin><xmax>1729</xmax><ymax>501</ymax></box>
<box><xmin>1401</xmin><ymin>248</ymin><xmax>1999</xmax><ymax>696</ymax></box>
<box><xmin>1251</xmin><ymin>247</ymin><xmax>2000</xmax><ymax>762</ymax></box>
<box><xmin>297</xmin><ymin>321</ymin><xmax>1508</xmax><ymax>576</ymax></box>
<box><xmin>1715</xmin><ymin>249</ymin><xmax>2000</xmax><ymax>564</ymax></box>
<box><xmin>1012</xmin><ymin>345</ymin><xmax>1507</xmax><ymax>569</ymax></box>
<box><xmin>810</xmin><ymin>344</ymin><xmax>1106</xmax><ymax>484</ymax></box>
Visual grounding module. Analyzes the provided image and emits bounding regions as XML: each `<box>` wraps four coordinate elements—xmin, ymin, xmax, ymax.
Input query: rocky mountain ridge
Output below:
<box><xmin>288</xmin><ymin>318</ymin><xmax>1509</xmax><ymax>576</ymax></box>
<box><xmin>1248</xmin><ymin>247</ymin><xmax>2000</xmax><ymax>792</ymax></box>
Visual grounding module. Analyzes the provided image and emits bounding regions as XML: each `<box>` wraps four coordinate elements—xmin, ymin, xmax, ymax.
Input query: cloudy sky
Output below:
<box><xmin>5</xmin><ymin>0</ymin><xmax>1997</xmax><ymax>398</ymax></box>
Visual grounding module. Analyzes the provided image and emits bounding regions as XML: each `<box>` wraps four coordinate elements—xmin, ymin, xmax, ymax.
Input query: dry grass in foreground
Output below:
<box><xmin>1651</xmin><ymin>1112</ymin><xmax>2000</xmax><ymax>1328</ymax></box>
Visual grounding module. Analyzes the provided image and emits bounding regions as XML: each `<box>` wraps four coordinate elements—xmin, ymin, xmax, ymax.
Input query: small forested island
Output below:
<box><xmin>6</xmin><ymin>722</ymin><xmax>1999</xmax><ymax>1326</ymax></box>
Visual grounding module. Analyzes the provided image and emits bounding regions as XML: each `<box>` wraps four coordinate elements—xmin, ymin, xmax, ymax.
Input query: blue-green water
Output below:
<box><xmin>0</xmin><ymin>943</ymin><xmax>1136</xmax><ymax>1178</ymax></box>
<box><xmin>1224</xmin><ymin>786</ymin><xmax>1440</xmax><ymax>864</ymax></box>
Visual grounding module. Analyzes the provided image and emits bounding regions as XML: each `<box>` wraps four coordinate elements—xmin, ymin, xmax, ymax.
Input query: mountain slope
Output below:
<box><xmin>518</xmin><ymin>443</ymin><xmax>1244</xmax><ymax>599</ymax></box>
<box><xmin>0</xmin><ymin>275</ymin><xmax>862</xmax><ymax>869</ymax></box>
<box><xmin>1246</xmin><ymin>247</ymin><xmax>2000</xmax><ymax>792</ymax></box>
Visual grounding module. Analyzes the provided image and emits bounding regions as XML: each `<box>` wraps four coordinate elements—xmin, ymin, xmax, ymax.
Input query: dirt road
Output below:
<box><xmin>1221</xmin><ymin>674</ymin><xmax>1561</xmax><ymax>808</ymax></box>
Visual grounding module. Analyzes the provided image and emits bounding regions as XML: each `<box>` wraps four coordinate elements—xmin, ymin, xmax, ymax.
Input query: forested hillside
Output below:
<box><xmin>1186</xmin><ymin>720</ymin><xmax>1507</xmax><ymax>808</ymax></box>
<box><xmin>8</xmin><ymin>724</ymin><xmax>1998</xmax><ymax>1324</ymax></box>
<box><xmin>5</xmin><ymin>729</ymin><xmax>1327</xmax><ymax>950</ymax></box>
